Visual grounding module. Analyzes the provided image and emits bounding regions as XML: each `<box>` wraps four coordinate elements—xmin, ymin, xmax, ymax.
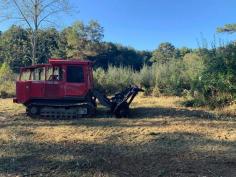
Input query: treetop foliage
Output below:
<box><xmin>151</xmin><ymin>42</ymin><xmax>177</xmax><ymax>63</ymax></box>
<box><xmin>0</xmin><ymin>21</ymin><xmax>151</xmax><ymax>72</ymax></box>
<box><xmin>217</xmin><ymin>24</ymin><xmax>236</xmax><ymax>33</ymax></box>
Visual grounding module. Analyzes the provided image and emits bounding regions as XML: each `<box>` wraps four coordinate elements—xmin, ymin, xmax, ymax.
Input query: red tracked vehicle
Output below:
<box><xmin>13</xmin><ymin>59</ymin><xmax>143</xmax><ymax>118</ymax></box>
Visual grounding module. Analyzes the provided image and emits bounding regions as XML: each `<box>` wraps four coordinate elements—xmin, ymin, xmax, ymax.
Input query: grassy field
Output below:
<box><xmin>0</xmin><ymin>96</ymin><xmax>235</xmax><ymax>177</ymax></box>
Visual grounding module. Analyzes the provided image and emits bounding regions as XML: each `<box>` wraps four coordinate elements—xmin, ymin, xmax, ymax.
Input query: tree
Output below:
<box><xmin>0</xmin><ymin>62</ymin><xmax>14</xmax><ymax>81</ymax></box>
<box><xmin>138</xmin><ymin>50</ymin><xmax>152</xmax><ymax>65</ymax></box>
<box><xmin>1</xmin><ymin>25</ymin><xmax>31</xmax><ymax>72</ymax></box>
<box><xmin>65</xmin><ymin>20</ymin><xmax>104</xmax><ymax>59</ymax></box>
<box><xmin>54</xmin><ymin>30</ymin><xmax>68</xmax><ymax>58</ymax></box>
<box><xmin>176</xmin><ymin>47</ymin><xmax>192</xmax><ymax>58</ymax></box>
<box><xmin>151</xmin><ymin>42</ymin><xmax>177</xmax><ymax>63</ymax></box>
<box><xmin>217</xmin><ymin>24</ymin><xmax>236</xmax><ymax>33</ymax></box>
<box><xmin>88</xmin><ymin>42</ymin><xmax>144</xmax><ymax>70</ymax></box>
<box><xmin>37</xmin><ymin>28</ymin><xmax>59</xmax><ymax>63</ymax></box>
<box><xmin>0</xmin><ymin>31</ymin><xmax>3</xmax><ymax>64</ymax></box>
<box><xmin>191</xmin><ymin>43</ymin><xmax>236</xmax><ymax>107</ymax></box>
<box><xmin>0</xmin><ymin>0</ymin><xmax>71</xmax><ymax>64</ymax></box>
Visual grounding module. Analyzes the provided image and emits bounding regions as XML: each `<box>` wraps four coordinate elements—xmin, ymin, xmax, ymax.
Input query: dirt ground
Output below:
<box><xmin>0</xmin><ymin>96</ymin><xmax>235</xmax><ymax>177</ymax></box>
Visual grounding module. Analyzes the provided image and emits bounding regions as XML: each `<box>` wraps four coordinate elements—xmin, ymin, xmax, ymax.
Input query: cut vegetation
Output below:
<box><xmin>0</xmin><ymin>96</ymin><xmax>235</xmax><ymax>177</ymax></box>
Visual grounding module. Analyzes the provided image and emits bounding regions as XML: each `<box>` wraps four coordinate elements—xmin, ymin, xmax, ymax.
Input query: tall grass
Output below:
<box><xmin>93</xmin><ymin>65</ymin><xmax>137</xmax><ymax>94</ymax></box>
<box><xmin>0</xmin><ymin>81</ymin><xmax>15</xmax><ymax>98</ymax></box>
<box><xmin>93</xmin><ymin>57</ymin><xmax>204</xmax><ymax>96</ymax></box>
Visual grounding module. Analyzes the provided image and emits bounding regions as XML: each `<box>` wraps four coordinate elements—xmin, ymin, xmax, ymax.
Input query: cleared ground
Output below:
<box><xmin>0</xmin><ymin>96</ymin><xmax>235</xmax><ymax>177</ymax></box>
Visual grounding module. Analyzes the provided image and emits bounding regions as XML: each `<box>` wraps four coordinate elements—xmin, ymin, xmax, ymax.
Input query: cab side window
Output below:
<box><xmin>54</xmin><ymin>67</ymin><xmax>63</xmax><ymax>81</ymax></box>
<box><xmin>46</xmin><ymin>66</ymin><xmax>63</xmax><ymax>81</ymax></box>
<box><xmin>67</xmin><ymin>66</ymin><xmax>84</xmax><ymax>83</ymax></box>
<box><xmin>31</xmin><ymin>67</ymin><xmax>45</xmax><ymax>81</ymax></box>
<box><xmin>20</xmin><ymin>69</ymin><xmax>31</xmax><ymax>81</ymax></box>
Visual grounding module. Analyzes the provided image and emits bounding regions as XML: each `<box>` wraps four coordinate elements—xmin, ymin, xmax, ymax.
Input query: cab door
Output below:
<box><xmin>44</xmin><ymin>66</ymin><xmax>64</xmax><ymax>98</ymax></box>
<box><xmin>64</xmin><ymin>65</ymin><xmax>88</xmax><ymax>97</ymax></box>
<box><xmin>30</xmin><ymin>67</ymin><xmax>45</xmax><ymax>98</ymax></box>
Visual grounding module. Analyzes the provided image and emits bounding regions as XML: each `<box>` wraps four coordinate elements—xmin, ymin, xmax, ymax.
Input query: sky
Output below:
<box><xmin>1</xmin><ymin>0</ymin><xmax>236</xmax><ymax>51</ymax></box>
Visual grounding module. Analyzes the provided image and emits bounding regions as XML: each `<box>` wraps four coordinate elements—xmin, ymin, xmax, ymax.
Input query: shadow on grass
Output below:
<box><xmin>0</xmin><ymin>129</ymin><xmax>235</xmax><ymax>177</ymax></box>
<box><xmin>1</xmin><ymin>105</ymin><xmax>236</xmax><ymax>130</ymax></box>
<box><xmin>1</xmin><ymin>98</ymin><xmax>236</xmax><ymax>133</ymax></box>
<box><xmin>130</xmin><ymin>106</ymin><xmax>235</xmax><ymax>120</ymax></box>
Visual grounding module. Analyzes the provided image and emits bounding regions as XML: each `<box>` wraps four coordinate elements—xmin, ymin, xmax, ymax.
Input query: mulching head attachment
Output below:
<box><xmin>93</xmin><ymin>85</ymin><xmax>144</xmax><ymax>118</ymax></box>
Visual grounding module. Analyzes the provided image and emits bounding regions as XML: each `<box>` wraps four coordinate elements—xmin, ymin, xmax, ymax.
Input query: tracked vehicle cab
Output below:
<box><xmin>14</xmin><ymin>59</ymin><xmax>95</xmax><ymax>118</ymax></box>
<box><xmin>14</xmin><ymin>59</ymin><xmax>93</xmax><ymax>104</ymax></box>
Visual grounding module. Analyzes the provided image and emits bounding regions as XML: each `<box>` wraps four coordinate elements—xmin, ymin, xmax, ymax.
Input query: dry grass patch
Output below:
<box><xmin>0</xmin><ymin>96</ymin><xmax>235</xmax><ymax>177</ymax></box>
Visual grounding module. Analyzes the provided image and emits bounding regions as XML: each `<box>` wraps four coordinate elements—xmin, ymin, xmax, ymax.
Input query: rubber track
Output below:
<box><xmin>27</xmin><ymin>102</ymin><xmax>95</xmax><ymax>119</ymax></box>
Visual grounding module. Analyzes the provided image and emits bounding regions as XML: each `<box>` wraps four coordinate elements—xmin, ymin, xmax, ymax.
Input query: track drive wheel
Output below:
<box><xmin>26</xmin><ymin>105</ymin><xmax>40</xmax><ymax>118</ymax></box>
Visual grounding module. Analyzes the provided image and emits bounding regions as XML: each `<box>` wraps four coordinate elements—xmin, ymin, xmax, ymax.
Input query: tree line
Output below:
<box><xmin>0</xmin><ymin>20</ymin><xmax>236</xmax><ymax>108</ymax></box>
<box><xmin>0</xmin><ymin>21</ymin><xmax>152</xmax><ymax>72</ymax></box>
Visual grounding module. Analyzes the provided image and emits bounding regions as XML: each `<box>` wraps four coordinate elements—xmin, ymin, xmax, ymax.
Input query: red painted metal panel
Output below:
<box><xmin>63</xmin><ymin>64</ymin><xmax>89</xmax><ymax>97</ymax></box>
<box><xmin>15</xmin><ymin>59</ymin><xmax>94</xmax><ymax>104</ymax></box>
<box><xmin>64</xmin><ymin>83</ymin><xmax>87</xmax><ymax>96</ymax></box>
<box><xmin>15</xmin><ymin>81</ymin><xmax>31</xmax><ymax>103</ymax></box>
<box><xmin>30</xmin><ymin>81</ymin><xmax>45</xmax><ymax>98</ymax></box>
<box><xmin>44</xmin><ymin>81</ymin><xmax>64</xmax><ymax>98</ymax></box>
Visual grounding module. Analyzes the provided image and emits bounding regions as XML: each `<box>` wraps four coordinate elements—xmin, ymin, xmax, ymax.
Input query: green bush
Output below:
<box><xmin>93</xmin><ymin>67</ymin><xmax>106</xmax><ymax>92</ymax></box>
<box><xmin>182</xmin><ymin>53</ymin><xmax>205</xmax><ymax>90</ymax></box>
<box><xmin>0</xmin><ymin>62</ymin><xmax>14</xmax><ymax>81</ymax></box>
<box><xmin>0</xmin><ymin>81</ymin><xmax>15</xmax><ymax>98</ymax></box>
<box><xmin>138</xmin><ymin>65</ymin><xmax>155</xmax><ymax>89</ymax></box>
<box><xmin>135</xmin><ymin>61</ymin><xmax>190</xmax><ymax>96</ymax></box>
<box><xmin>191</xmin><ymin>44</ymin><xmax>236</xmax><ymax>107</ymax></box>
<box><xmin>152</xmin><ymin>86</ymin><xmax>161</xmax><ymax>97</ymax></box>
<box><xmin>0</xmin><ymin>62</ymin><xmax>15</xmax><ymax>98</ymax></box>
<box><xmin>93</xmin><ymin>44</ymin><xmax>236</xmax><ymax>108</ymax></box>
<box><xmin>93</xmin><ymin>55</ymin><xmax>205</xmax><ymax>98</ymax></box>
<box><xmin>152</xmin><ymin>60</ymin><xmax>187</xmax><ymax>95</ymax></box>
<box><xmin>93</xmin><ymin>66</ymin><xmax>136</xmax><ymax>94</ymax></box>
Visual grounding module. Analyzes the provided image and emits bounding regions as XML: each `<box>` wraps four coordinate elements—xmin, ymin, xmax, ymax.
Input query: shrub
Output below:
<box><xmin>93</xmin><ymin>44</ymin><xmax>236</xmax><ymax>108</ymax></box>
<box><xmin>0</xmin><ymin>80</ymin><xmax>15</xmax><ymax>98</ymax></box>
<box><xmin>0</xmin><ymin>62</ymin><xmax>14</xmax><ymax>81</ymax></box>
<box><xmin>138</xmin><ymin>65</ymin><xmax>155</xmax><ymax>89</ymax></box>
<box><xmin>93</xmin><ymin>66</ymin><xmax>136</xmax><ymax>94</ymax></box>
<box><xmin>192</xmin><ymin>44</ymin><xmax>236</xmax><ymax>107</ymax></box>
<box><xmin>0</xmin><ymin>63</ymin><xmax>15</xmax><ymax>98</ymax></box>
<box><xmin>93</xmin><ymin>56</ymin><xmax>204</xmax><ymax>98</ymax></box>
<box><xmin>93</xmin><ymin>67</ymin><xmax>106</xmax><ymax>92</ymax></box>
<box><xmin>152</xmin><ymin>86</ymin><xmax>161</xmax><ymax>97</ymax></box>
<box><xmin>153</xmin><ymin>60</ymin><xmax>186</xmax><ymax>95</ymax></box>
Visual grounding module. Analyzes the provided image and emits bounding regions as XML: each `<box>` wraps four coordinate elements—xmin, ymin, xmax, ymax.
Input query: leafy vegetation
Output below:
<box><xmin>0</xmin><ymin>23</ymin><xmax>148</xmax><ymax>72</ymax></box>
<box><xmin>0</xmin><ymin>62</ymin><xmax>15</xmax><ymax>98</ymax></box>
<box><xmin>217</xmin><ymin>23</ymin><xmax>236</xmax><ymax>33</ymax></box>
<box><xmin>1</xmin><ymin>21</ymin><xmax>236</xmax><ymax>108</ymax></box>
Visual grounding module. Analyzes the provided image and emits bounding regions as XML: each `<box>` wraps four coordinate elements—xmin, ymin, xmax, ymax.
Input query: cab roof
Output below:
<box><xmin>21</xmin><ymin>58</ymin><xmax>93</xmax><ymax>70</ymax></box>
<box><xmin>49</xmin><ymin>58</ymin><xmax>93</xmax><ymax>65</ymax></box>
